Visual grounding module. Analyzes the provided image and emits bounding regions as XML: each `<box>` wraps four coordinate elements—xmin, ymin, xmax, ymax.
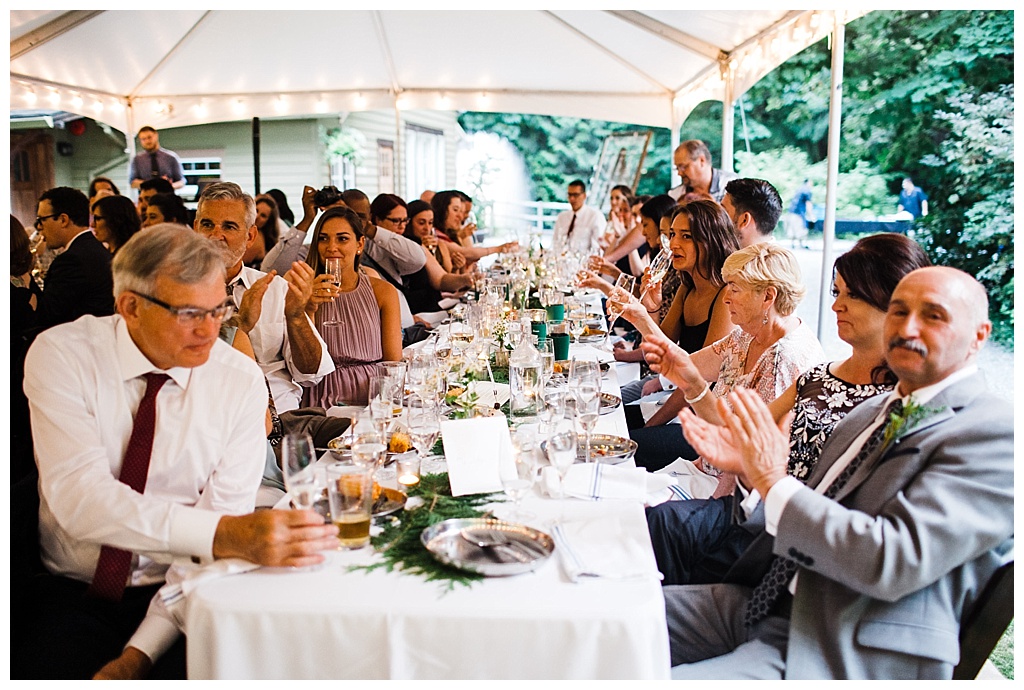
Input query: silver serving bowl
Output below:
<box><xmin>421</xmin><ymin>518</ymin><xmax>554</xmax><ymax>577</ymax></box>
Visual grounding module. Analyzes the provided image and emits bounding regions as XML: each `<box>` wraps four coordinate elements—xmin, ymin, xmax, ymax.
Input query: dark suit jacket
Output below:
<box><xmin>35</xmin><ymin>231</ymin><xmax>114</xmax><ymax>332</ymax></box>
<box><xmin>730</xmin><ymin>372</ymin><xmax>1014</xmax><ymax>679</ymax></box>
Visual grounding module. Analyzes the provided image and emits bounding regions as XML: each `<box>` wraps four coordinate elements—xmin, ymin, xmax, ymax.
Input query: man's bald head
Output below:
<box><xmin>883</xmin><ymin>266</ymin><xmax>991</xmax><ymax>393</ymax></box>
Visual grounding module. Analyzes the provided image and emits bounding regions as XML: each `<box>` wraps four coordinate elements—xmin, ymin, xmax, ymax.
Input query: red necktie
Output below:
<box><xmin>87</xmin><ymin>372</ymin><xmax>170</xmax><ymax>601</ymax></box>
<box><xmin>567</xmin><ymin>213</ymin><xmax>577</xmax><ymax>239</ymax></box>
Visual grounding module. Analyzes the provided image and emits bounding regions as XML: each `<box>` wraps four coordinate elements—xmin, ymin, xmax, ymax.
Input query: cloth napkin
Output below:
<box><xmin>440</xmin><ymin>415</ymin><xmax>515</xmax><ymax>496</ymax></box>
<box><xmin>647</xmin><ymin>457</ymin><xmax>720</xmax><ymax>504</ymax></box>
<box><xmin>158</xmin><ymin>558</ymin><xmax>260</xmax><ymax>612</ymax></box>
<box><xmin>466</xmin><ymin>381</ymin><xmax>511</xmax><ymax>408</ymax></box>
<box><xmin>637</xmin><ymin>389</ymin><xmax>677</xmax><ymax>424</ymax></box>
<box><xmin>550</xmin><ymin>516</ymin><xmax>659</xmax><ymax>582</ymax></box>
<box><xmin>559</xmin><ymin>462</ymin><xmax>675</xmax><ymax>501</ymax></box>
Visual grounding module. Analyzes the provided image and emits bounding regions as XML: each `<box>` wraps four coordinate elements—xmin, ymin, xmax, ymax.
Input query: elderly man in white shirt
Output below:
<box><xmin>195</xmin><ymin>182</ymin><xmax>333</xmax><ymax>412</ymax></box>
<box><xmin>18</xmin><ymin>224</ymin><xmax>340</xmax><ymax>680</ymax></box>
<box><xmin>551</xmin><ymin>179</ymin><xmax>606</xmax><ymax>256</ymax></box>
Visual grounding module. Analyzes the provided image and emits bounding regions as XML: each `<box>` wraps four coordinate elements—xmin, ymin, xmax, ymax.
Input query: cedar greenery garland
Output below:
<box><xmin>348</xmin><ymin>473</ymin><xmax>502</xmax><ymax>590</ymax></box>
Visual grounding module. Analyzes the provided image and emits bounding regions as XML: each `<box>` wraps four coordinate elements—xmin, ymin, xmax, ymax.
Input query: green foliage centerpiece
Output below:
<box><xmin>349</xmin><ymin>473</ymin><xmax>501</xmax><ymax>590</ymax></box>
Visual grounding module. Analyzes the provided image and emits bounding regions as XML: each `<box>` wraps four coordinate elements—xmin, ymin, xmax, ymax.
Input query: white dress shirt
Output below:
<box><xmin>228</xmin><ymin>265</ymin><xmax>334</xmax><ymax>412</ymax></box>
<box><xmin>362</xmin><ymin>225</ymin><xmax>427</xmax><ymax>286</ymax></box>
<box><xmin>551</xmin><ymin>205</ymin><xmax>605</xmax><ymax>255</ymax></box>
<box><xmin>24</xmin><ymin>314</ymin><xmax>269</xmax><ymax>660</ymax></box>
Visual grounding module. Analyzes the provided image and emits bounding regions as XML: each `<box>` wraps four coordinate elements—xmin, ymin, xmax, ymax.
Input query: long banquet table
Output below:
<box><xmin>185</xmin><ymin>342</ymin><xmax>669</xmax><ymax>679</ymax></box>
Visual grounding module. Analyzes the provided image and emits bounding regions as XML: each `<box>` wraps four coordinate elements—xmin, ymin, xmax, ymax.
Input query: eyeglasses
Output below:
<box><xmin>34</xmin><ymin>213</ymin><xmax>61</xmax><ymax>228</ymax></box>
<box><xmin>134</xmin><ymin>291</ymin><xmax>236</xmax><ymax>325</ymax></box>
<box><xmin>385</xmin><ymin>217</ymin><xmax>409</xmax><ymax>226</ymax></box>
<box><xmin>567</xmin><ymin>192</ymin><xmax>584</xmax><ymax>198</ymax></box>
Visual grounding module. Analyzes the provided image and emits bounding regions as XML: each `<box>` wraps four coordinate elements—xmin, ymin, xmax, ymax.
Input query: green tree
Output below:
<box><xmin>458</xmin><ymin>113</ymin><xmax>671</xmax><ymax>202</ymax></box>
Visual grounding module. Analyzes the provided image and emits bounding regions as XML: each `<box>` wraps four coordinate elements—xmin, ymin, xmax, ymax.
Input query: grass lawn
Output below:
<box><xmin>990</xmin><ymin>620</ymin><xmax>1014</xmax><ymax>679</ymax></box>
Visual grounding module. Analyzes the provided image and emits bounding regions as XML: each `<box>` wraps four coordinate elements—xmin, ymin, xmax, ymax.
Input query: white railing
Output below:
<box><xmin>476</xmin><ymin>199</ymin><xmax>573</xmax><ymax>244</ymax></box>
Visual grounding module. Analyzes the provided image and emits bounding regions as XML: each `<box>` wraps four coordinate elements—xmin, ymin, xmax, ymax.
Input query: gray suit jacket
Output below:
<box><xmin>736</xmin><ymin>372</ymin><xmax>1013</xmax><ymax>679</ymax></box>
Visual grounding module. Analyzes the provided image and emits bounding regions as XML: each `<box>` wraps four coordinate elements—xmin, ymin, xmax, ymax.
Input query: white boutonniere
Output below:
<box><xmin>881</xmin><ymin>397</ymin><xmax>943</xmax><ymax>449</ymax></box>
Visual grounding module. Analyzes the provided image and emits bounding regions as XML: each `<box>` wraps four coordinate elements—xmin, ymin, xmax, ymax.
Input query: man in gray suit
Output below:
<box><xmin>667</xmin><ymin>266</ymin><xmax>1013</xmax><ymax>679</ymax></box>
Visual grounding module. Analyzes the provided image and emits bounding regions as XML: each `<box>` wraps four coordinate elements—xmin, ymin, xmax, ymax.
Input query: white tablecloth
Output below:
<box><xmin>185</xmin><ymin>497</ymin><xmax>669</xmax><ymax>679</ymax></box>
<box><xmin>191</xmin><ymin>339</ymin><xmax>669</xmax><ymax>679</ymax></box>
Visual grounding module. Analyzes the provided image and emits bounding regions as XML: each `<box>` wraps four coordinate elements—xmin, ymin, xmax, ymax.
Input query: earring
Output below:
<box><xmin>762</xmin><ymin>311</ymin><xmax>769</xmax><ymax>325</ymax></box>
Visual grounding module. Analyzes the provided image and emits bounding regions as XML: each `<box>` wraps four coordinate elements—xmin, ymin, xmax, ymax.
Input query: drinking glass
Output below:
<box><xmin>325</xmin><ymin>463</ymin><xmax>374</xmax><ymax>550</ymax></box>
<box><xmin>606</xmin><ymin>274</ymin><xmax>636</xmax><ymax>345</ymax></box>
<box><xmin>367</xmin><ymin>375</ymin><xmax>394</xmax><ymax>440</ymax></box>
<box><xmin>350</xmin><ymin>411</ymin><xmax>387</xmax><ymax>470</ymax></box>
<box><xmin>321</xmin><ymin>258</ymin><xmax>345</xmax><ymax>327</ymax></box>
<box><xmin>537</xmin><ymin>386</ymin><xmax>566</xmax><ymax>439</ymax></box>
<box><xmin>281</xmin><ymin>432</ymin><xmax>321</xmax><ymax>511</ymax></box>
<box><xmin>546</xmin><ymin>422</ymin><xmax>578</xmax><ymax>500</ymax></box>
<box><xmin>407</xmin><ymin>396</ymin><xmax>441</xmax><ymax>472</ymax></box>
<box><xmin>381</xmin><ymin>361</ymin><xmax>407</xmax><ymax>416</ymax></box>
<box><xmin>537</xmin><ymin>337</ymin><xmax>555</xmax><ymax>387</ymax></box>
<box><xmin>575</xmin><ymin>390</ymin><xmax>601</xmax><ymax>462</ymax></box>
<box><xmin>406</xmin><ymin>351</ymin><xmax>433</xmax><ymax>399</ymax></box>
<box><xmin>504</xmin><ymin>426</ymin><xmax>538</xmax><ymax>520</ymax></box>
<box><xmin>641</xmin><ymin>250</ymin><xmax>673</xmax><ymax>301</ymax></box>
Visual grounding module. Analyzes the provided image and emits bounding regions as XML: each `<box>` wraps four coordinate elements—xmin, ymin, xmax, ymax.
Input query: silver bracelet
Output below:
<box><xmin>684</xmin><ymin>381</ymin><xmax>711</xmax><ymax>405</ymax></box>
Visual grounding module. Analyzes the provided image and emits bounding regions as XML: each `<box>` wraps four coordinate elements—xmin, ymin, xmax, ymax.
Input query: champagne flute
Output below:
<box><xmin>641</xmin><ymin>250</ymin><xmax>672</xmax><ymax>301</ymax></box>
<box><xmin>606</xmin><ymin>274</ymin><xmax>636</xmax><ymax>346</ymax></box>
<box><xmin>282</xmin><ymin>432</ymin><xmax>322</xmax><ymax>511</ymax></box>
<box><xmin>321</xmin><ymin>257</ymin><xmax>344</xmax><ymax>327</ymax></box>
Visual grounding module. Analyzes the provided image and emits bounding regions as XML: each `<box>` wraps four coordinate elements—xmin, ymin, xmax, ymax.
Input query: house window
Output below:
<box><xmin>405</xmin><ymin>124</ymin><xmax>445</xmax><ymax>200</ymax></box>
<box><xmin>330</xmin><ymin>157</ymin><xmax>356</xmax><ymax>191</ymax></box>
<box><xmin>377</xmin><ymin>140</ymin><xmax>395</xmax><ymax>195</ymax></box>
<box><xmin>178</xmin><ymin>154</ymin><xmax>223</xmax><ymax>204</ymax></box>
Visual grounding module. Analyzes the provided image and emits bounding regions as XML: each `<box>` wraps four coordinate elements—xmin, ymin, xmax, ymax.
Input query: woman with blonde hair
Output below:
<box><xmin>612</xmin><ymin>242</ymin><xmax>825</xmax><ymax>475</ymax></box>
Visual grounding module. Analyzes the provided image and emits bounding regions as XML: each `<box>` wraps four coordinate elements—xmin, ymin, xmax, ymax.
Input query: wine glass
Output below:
<box><xmin>546</xmin><ymin>421</ymin><xmax>578</xmax><ymax>500</ymax></box>
<box><xmin>350</xmin><ymin>412</ymin><xmax>387</xmax><ymax>470</ymax></box>
<box><xmin>407</xmin><ymin>351</ymin><xmax>433</xmax><ymax>399</ymax></box>
<box><xmin>281</xmin><ymin>431</ymin><xmax>322</xmax><ymax>511</ymax></box>
<box><xmin>575</xmin><ymin>389</ymin><xmax>601</xmax><ymax>462</ymax></box>
<box><xmin>606</xmin><ymin>274</ymin><xmax>636</xmax><ymax>347</ymax></box>
<box><xmin>407</xmin><ymin>396</ymin><xmax>441</xmax><ymax>470</ymax></box>
<box><xmin>537</xmin><ymin>386</ymin><xmax>566</xmax><ymax>440</ymax></box>
<box><xmin>502</xmin><ymin>426</ymin><xmax>538</xmax><ymax>520</ymax></box>
<box><xmin>537</xmin><ymin>337</ymin><xmax>555</xmax><ymax>388</ymax></box>
<box><xmin>321</xmin><ymin>258</ymin><xmax>344</xmax><ymax>327</ymax></box>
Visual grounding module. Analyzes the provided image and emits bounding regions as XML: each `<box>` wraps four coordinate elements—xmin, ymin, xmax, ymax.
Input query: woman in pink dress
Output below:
<box><xmin>302</xmin><ymin>206</ymin><xmax>403</xmax><ymax>407</ymax></box>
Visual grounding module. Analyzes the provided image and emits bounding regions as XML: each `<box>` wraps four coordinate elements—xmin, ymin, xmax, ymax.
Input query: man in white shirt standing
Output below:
<box><xmin>18</xmin><ymin>224</ymin><xmax>340</xmax><ymax>679</ymax></box>
<box><xmin>666</xmin><ymin>266</ymin><xmax>1013</xmax><ymax>679</ymax></box>
<box><xmin>550</xmin><ymin>179</ymin><xmax>605</xmax><ymax>255</ymax></box>
<box><xmin>195</xmin><ymin>182</ymin><xmax>333</xmax><ymax>412</ymax></box>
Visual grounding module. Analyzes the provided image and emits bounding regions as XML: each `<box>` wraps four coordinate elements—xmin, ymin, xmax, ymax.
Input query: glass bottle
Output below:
<box><xmin>509</xmin><ymin>331</ymin><xmax>542</xmax><ymax>420</ymax></box>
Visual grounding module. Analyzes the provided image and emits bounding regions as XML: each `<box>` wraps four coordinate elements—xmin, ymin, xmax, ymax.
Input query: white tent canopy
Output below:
<box><xmin>11</xmin><ymin>9</ymin><xmax>864</xmax><ymax>138</ymax></box>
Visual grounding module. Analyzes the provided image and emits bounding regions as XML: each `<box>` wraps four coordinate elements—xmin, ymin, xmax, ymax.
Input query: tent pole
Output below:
<box><xmin>252</xmin><ymin>117</ymin><xmax>261</xmax><ymax>195</ymax></box>
<box><xmin>393</xmin><ymin>97</ymin><xmax>402</xmax><ymax>198</ymax></box>
<box><xmin>126</xmin><ymin>102</ymin><xmax>136</xmax><ymax>198</ymax></box>
<box><xmin>720</xmin><ymin>66</ymin><xmax>735</xmax><ymax>173</ymax></box>
<box><xmin>818</xmin><ymin>13</ymin><xmax>845</xmax><ymax>341</ymax></box>
<box><xmin>670</xmin><ymin>98</ymin><xmax>681</xmax><ymax>188</ymax></box>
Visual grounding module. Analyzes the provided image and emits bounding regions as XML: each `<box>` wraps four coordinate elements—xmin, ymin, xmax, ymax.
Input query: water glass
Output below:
<box><xmin>325</xmin><ymin>463</ymin><xmax>374</xmax><ymax>550</ymax></box>
<box><xmin>281</xmin><ymin>432</ymin><xmax>321</xmax><ymax>511</ymax></box>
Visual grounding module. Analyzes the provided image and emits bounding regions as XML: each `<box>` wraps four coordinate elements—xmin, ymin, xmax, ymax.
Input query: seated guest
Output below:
<box><xmin>380</xmin><ymin>198</ymin><xmax>473</xmax><ymax>314</ymax></box>
<box><xmin>302</xmin><ymin>206</ymin><xmax>403</xmax><ymax>407</ymax></box>
<box><xmin>194</xmin><ymin>182</ymin><xmax>333</xmax><ymax>413</ymax></box>
<box><xmin>664</xmin><ymin>267</ymin><xmax>1012</xmax><ymax>680</ymax></box>
<box><xmin>615</xmin><ymin>242</ymin><xmax>825</xmax><ymax>476</ymax></box>
<box><xmin>645</xmin><ymin>233</ymin><xmax>931</xmax><ymax>586</ymax></box>
<box><xmin>266</xmin><ymin>188</ymin><xmax>295</xmax><ymax>228</ymax></box>
<box><xmin>88</xmin><ymin>176</ymin><xmax>120</xmax><ymax>200</ymax></box>
<box><xmin>92</xmin><ymin>194</ymin><xmax>142</xmax><ymax>254</ymax></box>
<box><xmin>136</xmin><ymin>177</ymin><xmax>175</xmax><ymax>220</ymax></box>
<box><xmin>16</xmin><ymin>224</ymin><xmax>340</xmax><ymax>680</ymax></box>
<box><xmin>243</xmin><ymin>193</ymin><xmax>281</xmax><ymax>269</ymax></box>
<box><xmin>720</xmin><ymin>178</ymin><xmax>783</xmax><ymax>248</ymax></box>
<box><xmin>33</xmin><ymin>186</ymin><xmax>115</xmax><ymax>332</ymax></box>
<box><xmin>341</xmin><ymin>188</ymin><xmax>429</xmax><ymax>289</ymax></box>
<box><xmin>432</xmin><ymin>190</ymin><xmax>518</xmax><ymax>270</ymax></box>
<box><xmin>141</xmin><ymin>192</ymin><xmax>191</xmax><ymax>228</ymax></box>
<box><xmin>611</xmin><ymin>199</ymin><xmax>737</xmax><ymax>412</ymax></box>
<box><xmin>11</xmin><ymin>215</ymin><xmax>41</xmax><ymax>484</ymax></box>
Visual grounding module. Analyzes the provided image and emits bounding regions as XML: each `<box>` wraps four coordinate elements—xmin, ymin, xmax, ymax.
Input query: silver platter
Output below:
<box><xmin>598</xmin><ymin>392</ymin><xmax>621</xmax><ymax>414</ymax></box>
<box><xmin>421</xmin><ymin>518</ymin><xmax>555</xmax><ymax>577</ymax></box>
<box><xmin>576</xmin><ymin>434</ymin><xmax>637</xmax><ymax>464</ymax></box>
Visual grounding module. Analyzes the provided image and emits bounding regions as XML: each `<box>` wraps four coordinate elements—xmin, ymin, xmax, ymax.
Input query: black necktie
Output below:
<box><xmin>744</xmin><ymin>399</ymin><xmax>904</xmax><ymax>627</ymax></box>
<box><xmin>149</xmin><ymin>152</ymin><xmax>160</xmax><ymax>178</ymax></box>
<box><xmin>567</xmin><ymin>213</ymin><xmax>577</xmax><ymax>239</ymax></box>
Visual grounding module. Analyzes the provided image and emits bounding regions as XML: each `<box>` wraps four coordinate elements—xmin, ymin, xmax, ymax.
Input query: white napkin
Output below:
<box><xmin>414</xmin><ymin>310</ymin><xmax>449</xmax><ymax>327</ymax></box>
<box><xmin>550</xmin><ymin>517</ymin><xmax>658</xmax><ymax>582</ymax></box>
<box><xmin>560</xmin><ymin>462</ymin><xmax>675</xmax><ymax>502</ymax></box>
<box><xmin>467</xmin><ymin>380</ymin><xmax>510</xmax><ymax>408</ymax></box>
<box><xmin>159</xmin><ymin>558</ymin><xmax>260</xmax><ymax>611</ymax></box>
<box><xmin>650</xmin><ymin>458</ymin><xmax>720</xmax><ymax>502</ymax></box>
<box><xmin>440</xmin><ymin>415</ymin><xmax>515</xmax><ymax>496</ymax></box>
<box><xmin>637</xmin><ymin>389</ymin><xmax>677</xmax><ymax>424</ymax></box>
